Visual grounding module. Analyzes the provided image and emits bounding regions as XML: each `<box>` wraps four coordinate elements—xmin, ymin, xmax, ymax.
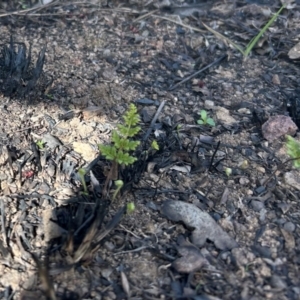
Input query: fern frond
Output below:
<box><xmin>123</xmin><ymin>103</ymin><xmax>140</xmax><ymax>126</ymax></box>
<box><xmin>286</xmin><ymin>135</ymin><xmax>300</xmax><ymax>168</ymax></box>
<box><xmin>116</xmin><ymin>150</ymin><xmax>137</xmax><ymax>165</ymax></box>
<box><xmin>99</xmin><ymin>144</ymin><xmax>117</xmax><ymax>161</ymax></box>
<box><xmin>127</xmin><ymin>126</ymin><xmax>141</xmax><ymax>137</ymax></box>
<box><xmin>126</xmin><ymin>140</ymin><xmax>140</xmax><ymax>151</ymax></box>
<box><xmin>98</xmin><ymin>103</ymin><xmax>141</xmax><ymax>166</ymax></box>
<box><xmin>111</xmin><ymin>130</ymin><xmax>120</xmax><ymax>143</ymax></box>
<box><xmin>117</xmin><ymin>124</ymin><xmax>141</xmax><ymax>138</ymax></box>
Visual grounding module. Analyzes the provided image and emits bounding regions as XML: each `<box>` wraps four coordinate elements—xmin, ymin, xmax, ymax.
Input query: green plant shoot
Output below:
<box><xmin>225</xmin><ymin>167</ymin><xmax>232</xmax><ymax>177</ymax></box>
<box><xmin>113</xmin><ymin>180</ymin><xmax>124</xmax><ymax>200</ymax></box>
<box><xmin>286</xmin><ymin>135</ymin><xmax>300</xmax><ymax>168</ymax></box>
<box><xmin>78</xmin><ymin>168</ymin><xmax>89</xmax><ymax>195</ymax></box>
<box><xmin>127</xmin><ymin>202</ymin><xmax>135</xmax><ymax>213</ymax></box>
<box><xmin>36</xmin><ymin>140</ymin><xmax>45</xmax><ymax>150</ymax></box>
<box><xmin>151</xmin><ymin>140</ymin><xmax>159</xmax><ymax>151</ymax></box>
<box><xmin>202</xmin><ymin>4</ymin><xmax>285</xmax><ymax>58</ymax></box>
<box><xmin>197</xmin><ymin>110</ymin><xmax>215</xmax><ymax>127</ymax></box>
<box><xmin>99</xmin><ymin>104</ymin><xmax>141</xmax><ymax>166</ymax></box>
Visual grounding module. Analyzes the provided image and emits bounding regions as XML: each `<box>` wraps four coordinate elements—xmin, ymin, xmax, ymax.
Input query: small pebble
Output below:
<box><xmin>283</xmin><ymin>221</ymin><xmax>296</xmax><ymax>232</ymax></box>
<box><xmin>284</xmin><ymin>171</ymin><xmax>300</xmax><ymax>191</ymax></box>
<box><xmin>104</xmin><ymin>241</ymin><xmax>115</xmax><ymax>251</ymax></box>
<box><xmin>278</xmin><ymin>202</ymin><xmax>291</xmax><ymax>214</ymax></box>
<box><xmin>270</xmin><ymin>275</ymin><xmax>287</xmax><ymax>290</ymax></box>
<box><xmin>239</xmin><ymin>177</ymin><xmax>250</xmax><ymax>185</ymax></box>
<box><xmin>250</xmin><ymin>200</ymin><xmax>265</xmax><ymax>212</ymax></box>
<box><xmin>262</xmin><ymin>115</ymin><xmax>297</xmax><ymax>142</ymax></box>
<box><xmin>204</xmin><ymin>100</ymin><xmax>214</xmax><ymax>109</ymax></box>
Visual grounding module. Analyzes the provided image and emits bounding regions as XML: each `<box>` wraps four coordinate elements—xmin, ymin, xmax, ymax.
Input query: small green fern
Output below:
<box><xmin>99</xmin><ymin>104</ymin><xmax>141</xmax><ymax>165</ymax></box>
<box><xmin>286</xmin><ymin>135</ymin><xmax>300</xmax><ymax>168</ymax></box>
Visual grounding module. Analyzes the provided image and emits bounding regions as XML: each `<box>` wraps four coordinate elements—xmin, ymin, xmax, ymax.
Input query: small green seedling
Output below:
<box><xmin>151</xmin><ymin>140</ymin><xmax>159</xmax><ymax>151</ymax></box>
<box><xmin>78</xmin><ymin>168</ymin><xmax>89</xmax><ymax>195</ymax></box>
<box><xmin>113</xmin><ymin>180</ymin><xmax>124</xmax><ymax>200</ymax></box>
<box><xmin>46</xmin><ymin>94</ymin><xmax>54</xmax><ymax>100</ymax></box>
<box><xmin>197</xmin><ymin>110</ymin><xmax>215</xmax><ymax>127</ymax></box>
<box><xmin>225</xmin><ymin>167</ymin><xmax>232</xmax><ymax>177</ymax></box>
<box><xmin>36</xmin><ymin>140</ymin><xmax>45</xmax><ymax>150</ymax></box>
<box><xmin>202</xmin><ymin>5</ymin><xmax>285</xmax><ymax>58</ymax></box>
<box><xmin>20</xmin><ymin>0</ymin><xmax>28</xmax><ymax>9</ymax></box>
<box><xmin>99</xmin><ymin>103</ymin><xmax>141</xmax><ymax>166</ymax></box>
<box><xmin>286</xmin><ymin>135</ymin><xmax>300</xmax><ymax>168</ymax></box>
<box><xmin>127</xmin><ymin>202</ymin><xmax>135</xmax><ymax>214</ymax></box>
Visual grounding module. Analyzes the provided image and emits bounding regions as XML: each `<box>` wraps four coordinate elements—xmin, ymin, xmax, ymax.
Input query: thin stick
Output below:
<box><xmin>143</xmin><ymin>100</ymin><xmax>166</xmax><ymax>141</ymax></box>
<box><xmin>152</xmin><ymin>14</ymin><xmax>206</xmax><ymax>33</ymax></box>
<box><xmin>114</xmin><ymin>245</ymin><xmax>149</xmax><ymax>256</ymax></box>
<box><xmin>262</xmin><ymin>156</ymin><xmax>300</xmax><ymax>186</ymax></box>
<box><xmin>0</xmin><ymin>0</ymin><xmax>58</xmax><ymax>17</ymax></box>
<box><xmin>168</xmin><ymin>54</ymin><xmax>227</xmax><ymax>91</ymax></box>
<box><xmin>134</xmin><ymin>9</ymin><xmax>158</xmax><ymax>22</ymax></box>
<box><xmin>209</xmin><ymin>141</ymin><xmax>220</xmax><ymax>171</ymax></box>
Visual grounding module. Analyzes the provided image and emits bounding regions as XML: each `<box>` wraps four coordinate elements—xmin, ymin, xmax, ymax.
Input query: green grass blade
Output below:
<box><xmin>202</xmin><ymin>22</ymin><xmax>245</xmax><ymax>55</ymax></box>
<box><xmin>244</xmin><ymin>5</ymin><xmax>285</xmax><ymax>57</ymax></box>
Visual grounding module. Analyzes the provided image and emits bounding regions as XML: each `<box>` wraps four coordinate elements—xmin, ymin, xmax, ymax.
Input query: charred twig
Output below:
<box><xmin>168</xmin><ymin>55</ymin><xmax>227</xmax><ymax>91</ymax></box>
<box><xmin>262</xmin><ymin>156</ymin><xmax>300</xmax><ymax>186</ymax></box>
<box><xmin>73</xmin><ymin>198</ymin><xmax>110</xmax><ymax>263</ymax></box>
<box><xmin>209</xmin><ymin>141</ymin><xmax>220</xmax><ymax>171</ymax></box>
<box><xmin>88</xmin><ymin>205</ymin><xmax>127</xmax><ymax>256</ymax></box>
<box><xmin>31</xmin><ymin>141</ymin><xmax>42</xmax><ymax>172</ymax></box>
<box><xmin>143</xmin><ymin>100</ymin><xmax>166</xmax><ymax>141</ymax></box>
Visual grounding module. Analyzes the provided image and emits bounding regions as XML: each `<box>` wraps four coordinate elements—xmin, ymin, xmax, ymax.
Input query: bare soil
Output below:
<box><xmin>0</xmin><ymin>1</ymin><xmax>300</xmax><ymax>300</ymax></box>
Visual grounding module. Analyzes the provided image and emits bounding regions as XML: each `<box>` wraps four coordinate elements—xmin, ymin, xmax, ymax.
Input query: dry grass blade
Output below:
<box><xmin>73</xmin><ymin>206</ymin><xmax>126</xmax><ymax>264</ymax></box>
<box><xmin>73</xmin><ymin>200</ymin><xmax>108</xmax><ymax>263</ymax></box>
<box><xmin>202</xmin><ymin>22</ymin><xmax>245</xmax><ymax>54</ymax></box>
<box><xmin>202</xmin><ymin>5</ymin><xmax>286</xmax><ymax>58</ymax></box>
<box><xmin>152</xmin><ymin>14</ymin><xmax>206</xmax><ymax>33</ymax></box>
<box><xmin>243</xmin><ymin>4</ymin><xmax>286</xmax><ymax>57</ymax></box>
<box><xmin>134</xmin><ymin>9</ymin><xmax>158</xmax><ymax>22</ymax></box>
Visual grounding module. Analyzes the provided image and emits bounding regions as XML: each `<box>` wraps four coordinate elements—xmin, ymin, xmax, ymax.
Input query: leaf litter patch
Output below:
<box><xmin>0</xmin><ymin>96</ymin><xmax>230</xmax><ymax>298</ymax></box>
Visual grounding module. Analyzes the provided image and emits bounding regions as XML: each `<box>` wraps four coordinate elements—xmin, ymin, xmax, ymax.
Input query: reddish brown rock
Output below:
<box><xmin>262</xmin><ymin>115</ymin><xmax>298</xmax><ymax>142</ymax></box>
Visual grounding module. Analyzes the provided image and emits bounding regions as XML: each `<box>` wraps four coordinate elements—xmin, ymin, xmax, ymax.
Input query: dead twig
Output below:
<box><xmin>168</xmin><ymin>54</ymin><xmax>227</xmax><ymax>91</ymax></box>
<box><xmin>152</xmin><ymin>14</ymin><xmax>206</xmax><ymax>33</ymax></box>
<box><xmin>143</xmin><ymin>100</ymin><xmax>166</xmax><ymax>141</ymax></box>
<box><xmin>262</xmin><ymin>156</ymin><xmax>300</xmax><ymax>186</ymax></box>
<box><xmin>0</xmin><ymin>0</ymin><xmax>59</xmax><ymax>18</ymax></box>
<box><xmin>209</xmin><ymin>141</ymin><xmax>221</xmax><ymax>171</ymax></box>
<box><xmin>134</xmin><ymin>9</ymin><xmax>159</xmax><ymax>22</ymax></box>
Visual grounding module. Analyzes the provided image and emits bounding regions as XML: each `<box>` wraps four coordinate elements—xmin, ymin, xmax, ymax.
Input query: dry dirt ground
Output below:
<box><xmin>0</xmin><ymin>0</ymin><xmax>300</xmax><ymax>299</ymax></box>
